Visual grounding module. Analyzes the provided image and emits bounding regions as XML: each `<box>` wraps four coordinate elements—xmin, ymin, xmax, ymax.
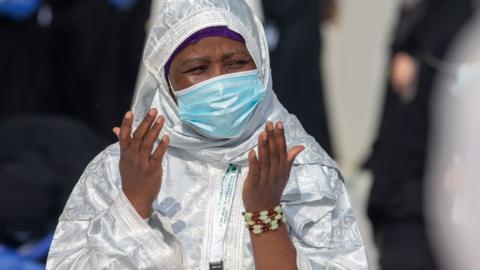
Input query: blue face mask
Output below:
<box><xmin>172</xmin><ymin>70</ymin><xmax>266</xmax><ymax>139</ymax></box>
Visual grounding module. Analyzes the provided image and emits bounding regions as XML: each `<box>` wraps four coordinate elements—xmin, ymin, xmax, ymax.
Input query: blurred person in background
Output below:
<box><xmin>262</xmin><ymin>0</ymin><xmax>336</xmax><ymax>157</ymax></box>
<box><xmin>364</xmin><ymin>0</ymin><xmax>474</xmax><ymax>269</ymax></box>
<box><xmin>0</xmin><ymin>0</ymin><xmax>50</xmax><ymax>118</ymax></box>
<box><xmin>0</xmin><ymin>0</ymin><xmax>151</xmax><ymax>268</ymax></box>
<box><xmin>0</xmin><ymin>116</ymin><xmax>105</xmax><ymax>269</ymax></box>
<box><xmin>0</xmin><ymin>0</ymin><xmax>152</xmax><ymax>142</ymax></box>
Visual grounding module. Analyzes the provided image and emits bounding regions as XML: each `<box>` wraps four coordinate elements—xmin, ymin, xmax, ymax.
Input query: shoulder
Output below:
<box><xmin>59</xmin><ymin>143</ymin><xmax>122</xmax><ymax>220</ymax></box>
<box><xmin>78</xmin><ymin>143</ymin><xmax>121</xmax><ymax>185</ymax></box>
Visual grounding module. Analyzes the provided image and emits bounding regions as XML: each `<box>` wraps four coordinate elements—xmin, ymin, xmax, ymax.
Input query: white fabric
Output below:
<box><xmin>47</xmin><ymin>0</ymin><xmax>369</xmax><ymax>269</ymax></box>
<box><xmin>209</xmin><ymin>165</ymin><xmax>239</xmax><ymax>264</ymax></box>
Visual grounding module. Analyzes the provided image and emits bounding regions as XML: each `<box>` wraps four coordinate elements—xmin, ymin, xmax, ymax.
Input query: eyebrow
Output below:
<box><xmin>177</xmin><ymin>50</ymin><xmax>251</xmax><ymax>67</ymax></box>
<box><xmin>221</xmin><ymin>50</ymin><xmax>251</xmax><ymax>61</ymax></box>
<box><xmin>178</xmin><ymin>56</ymin><xmax>211</xmax><ymax>68</ymax></box>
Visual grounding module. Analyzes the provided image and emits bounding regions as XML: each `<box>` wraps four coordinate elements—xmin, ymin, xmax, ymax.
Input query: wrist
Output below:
<box><xmin>248</xmin><ymin>222</ymin><xmax>288</xmax><ymax>238</ymax></box>
<box><xmin>122</xmin><ymin>190</ymin><xmax>153</xmax><ymax>218</ymax></box>
<box><xmin>243</xmin><ymin>204</ymin><xmax>286</xmax><ymax>235</ymax></box>
<box><xmin>136</xmin><ymin>206</ymin><xmax>152</xmax><ymax>219</ymax></box>
<box><xmin>243</xmin><ymin>200</ymin><xmax>281</xmax><ymax>213</ymax></box>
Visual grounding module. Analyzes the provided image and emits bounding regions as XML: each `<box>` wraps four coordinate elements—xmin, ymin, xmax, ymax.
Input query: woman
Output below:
<box><xmin>366</xmin><ymin>0</ymin><xmax>473</xmax><ymax>269</ymax></box>
<box><xmin>46</xmin><ymin>0</ymin><xmax>368</xmax><ymax>269</ymax></box>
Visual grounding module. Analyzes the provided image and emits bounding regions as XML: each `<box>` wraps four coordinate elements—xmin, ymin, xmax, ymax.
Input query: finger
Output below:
<box><xmin>258</xmin><ymin>131</ymin><xmax>270</xmax><ymax>181</ymax></box>
<box><xmin>132</xmin><ymin>108</ymin><xmax>158</xmax><ymax>151</ymax></box>
<box><xmin>266</xmin><ymin>122</ymin><xmax>279</xmax><ymax>180</ymax></box>
<box><xmin>113</xmin><ymin>127</ymin><xmax>120</xmax><ymax>138</ymax></box>
<box><xmin>119</xmin><ymin>111</ymin><xmax>133</xmax><ymax>150</ymax></box>
<box><xmin>151</xmin><ymin>135</ymin><xmax>169</xmax><ymax>165</ymax></box>
<box><xmin>274</xmin><ymin>121</ymin><xmax>287</xmax><ymax>165</ymax></box>
<box><xmin>287</xmin><ymin>145</ymin><xmax>305</xmax><ymax>168</ymax></box>
<box><xmin>140</xmin><ymin>116</ymin><xmax>165</xmax><ymax>156</ymax></box>
<box><xmin>246</xmin><ymin>150</ymin><xmax>260</xmax><ymax>185</ymax></box>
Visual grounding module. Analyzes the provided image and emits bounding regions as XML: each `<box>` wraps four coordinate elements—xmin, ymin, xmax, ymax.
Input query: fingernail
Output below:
<box><xmin>125</xmin><ymin>111</ymin><xmax>132</xmax><ymax>120</ymax></box>
<box><xmin>278</xmin><ymin>122</ymin><xmax>284</xmax><ymax>130</ymax></box>
<box><xmin>156</xmin><ymin>115</ymin><xmax>163</xmax><ymax>124</ymax></box>
<box><xmin>267</xmin><ymin>122</ymin><xmax>273</xmax><ymax>131</ymax></box>
<box><xmin>149</xmin><ymin>108</ymin><xmax>156</xmax><ymax>116</ymax></box>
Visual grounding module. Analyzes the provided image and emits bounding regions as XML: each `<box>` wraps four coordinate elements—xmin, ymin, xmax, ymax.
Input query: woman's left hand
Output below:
<box><xmin>242</xmin><ymin>121</ymin><xmax>304</xmax><ymax>212</ymax></box>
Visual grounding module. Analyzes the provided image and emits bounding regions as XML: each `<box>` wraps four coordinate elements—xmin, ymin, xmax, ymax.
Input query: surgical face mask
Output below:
<box><xmin>171</xmin><ymin>69</ymin><xmax>266</xmax><ymax>139</ymax></box>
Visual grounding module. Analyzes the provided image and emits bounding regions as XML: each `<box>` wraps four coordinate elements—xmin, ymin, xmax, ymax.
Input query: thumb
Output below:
<box><xmin>113</xmin><ymin>127</ymin><xmax>121</xmax><ymax>138</ymax></box>
<box><xmin>287</xmin><ymin>145</ymin><xmax>305</xmax><ymax>167</ymax></box>
<box><xmin>246</xmin><ymin>150</ymin><xmax>260</xmax><ymax>185</ymax></box>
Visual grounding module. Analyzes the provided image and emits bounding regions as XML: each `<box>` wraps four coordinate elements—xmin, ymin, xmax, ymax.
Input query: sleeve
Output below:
<box><xmin>282</xmin><ymin>164</ymin><xmax>369</xmax><ymax>270</ymax></box>
<box><xmin>46</xmin><ymin>148</ymin><xmax>184</xmax><ymax>270</ymax></box>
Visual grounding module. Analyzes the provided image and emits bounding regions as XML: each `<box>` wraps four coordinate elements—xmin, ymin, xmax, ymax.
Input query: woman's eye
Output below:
<box><xmin>186</xmin><ymin>65</ymin><xmax>207</xmax><ymax>73</ymax></box>
<box><xmin>228</xmin><ymin>60</ymin><xmax>248</xmax><ymax>68</ymax></box>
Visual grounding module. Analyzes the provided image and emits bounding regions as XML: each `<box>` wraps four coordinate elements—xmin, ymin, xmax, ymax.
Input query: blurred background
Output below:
<box><xmin>1</xmin><ymin>0</ymin><xmax>479</xmax><ymax>269</ymax></box>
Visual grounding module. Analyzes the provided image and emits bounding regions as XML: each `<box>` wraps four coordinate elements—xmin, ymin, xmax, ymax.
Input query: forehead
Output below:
<box><xmin>171</xmin><ymin>37</ymin><xmax>250</xmax><ymax>63</ymax></box>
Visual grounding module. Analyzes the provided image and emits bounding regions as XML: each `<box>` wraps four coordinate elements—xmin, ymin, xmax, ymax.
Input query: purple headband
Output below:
<box><xmin>164</xmin><ymin>26</ymin><xmax>245</xmax><ymax>78</ymax></box>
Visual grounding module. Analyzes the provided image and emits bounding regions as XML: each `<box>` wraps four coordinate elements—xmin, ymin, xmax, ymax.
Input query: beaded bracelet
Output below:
<box><xmin>242</xmin><ymin>205</ymin><xmax>286</xmax><ymax>234</ymax></box>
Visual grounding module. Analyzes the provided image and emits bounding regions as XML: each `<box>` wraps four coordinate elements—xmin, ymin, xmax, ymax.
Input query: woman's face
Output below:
<box><xmin>168</xmin><ymin>37</ymin><xmax>257</xmax><ymax>92</ymax></box>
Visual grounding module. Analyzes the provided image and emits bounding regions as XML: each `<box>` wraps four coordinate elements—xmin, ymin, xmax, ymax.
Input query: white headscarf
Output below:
<box><xmin>131</xmin><ymin>0</ymin><xmax>336</xmax><ymax>169</ymax></box>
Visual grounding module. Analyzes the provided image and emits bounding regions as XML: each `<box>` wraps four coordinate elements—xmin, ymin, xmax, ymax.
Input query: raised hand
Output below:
<box><xmin>117</xmin><ymin>109</ymin><xmax>169</xmax><ymax>218</ymax></box>
<box><xmin>242</xmin><ymin>121</ymin><xmax>304</xmax><ymax>212</ymax></box>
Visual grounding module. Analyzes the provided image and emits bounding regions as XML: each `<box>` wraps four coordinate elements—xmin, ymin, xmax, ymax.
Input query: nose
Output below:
<box><xmin>208</xmin><ymin>63</ymin><xmax>228</xmax><ymax>79</ymax></box>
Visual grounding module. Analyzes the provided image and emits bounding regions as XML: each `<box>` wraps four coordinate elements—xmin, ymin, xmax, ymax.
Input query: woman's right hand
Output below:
<box><xmin>115</xmin><ymin>109</ymin><xmax>169</xmax><ymax>218</ymax></box>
